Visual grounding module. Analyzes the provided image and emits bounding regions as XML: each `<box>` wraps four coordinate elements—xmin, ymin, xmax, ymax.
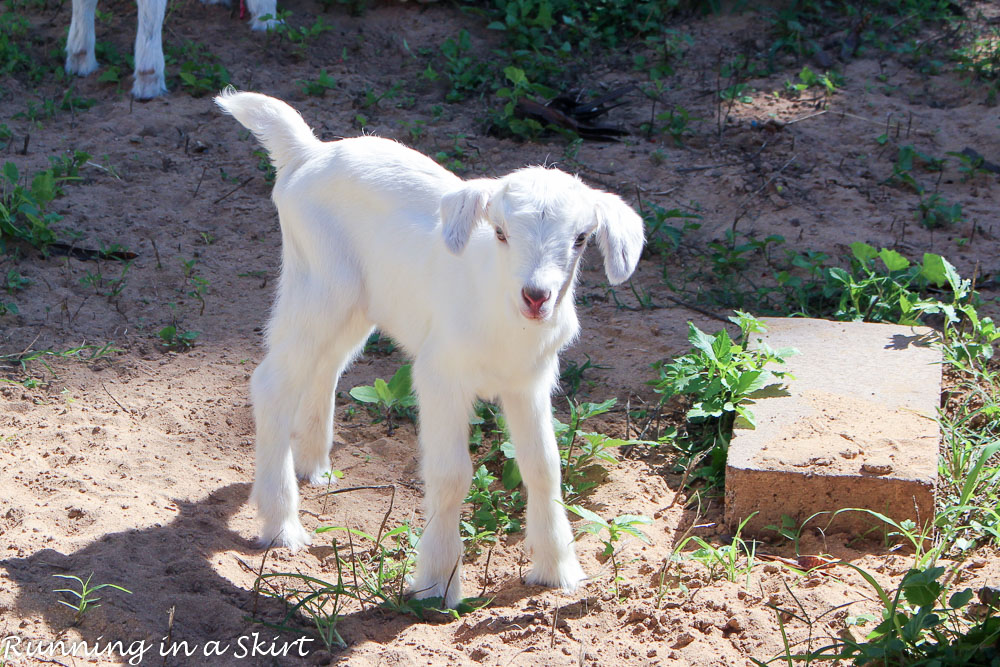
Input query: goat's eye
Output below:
<box><xmin>574</xmin><ymin>233</ymin><xmax>588</xmax><ymax>248</ymax></box>
<box><xmin>495</xmin><ymin>227</ymin><xmax>507</xmax><ymax>243</ymax></box>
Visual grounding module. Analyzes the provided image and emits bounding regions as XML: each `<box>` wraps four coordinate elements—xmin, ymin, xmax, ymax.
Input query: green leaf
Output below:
<box><xmin>563</xmin><ymin>503</ymin><xmax>607</xmax><ymax>527</ymax></box>
<box><xmin>920</xmin><ymin>253</ymin><xmax>957</xmax><ymax>289</ymax></box>
<box><xmin>949</xmin><ymin>588</ymin><xmax>974</xmax><ymax>609</ymax></box>
<box><xmin>687</xmin><ymin>323</ymin><xmax>719</xmax><ymax>362</ymax></box>
<box><xmin>349</xmin><ymin>385</ymin><xmax>380</xmax><ymax>404</ymax></box>
<box><xmin>850</xmin><ymin>242</ymin><xmax>878</xmax><ymax>263</ymax></box>
<box><xmin>900</xmin><ymin>567</ymin><xmax>944</xmax><ymax>608</ymax></box>
<box><xmin>3</xmin><ymin>162</ymin><xmax>18</xmax><ymax>184</ymax></box>
<box><xmin>373</xmin><ymin>377</ymin><xmax>392</xmax><ymax>402</ymax></box>
<box><xmin>499</xmin><ymin>441</ymin><xmax>517</xmax><ymax>459</ymax></box>
<box><xmin>878</xmin><ymin>248</ymin><xmax>910</xmax><ymax>272</ymax></box>
<box><xmin>501</xmin><ymin>458</ymin><xmax>521</xmax><ymax>490</ymax></box>
<box><xmin>503</xmin><ymin>66</ymin><xmax>526</xmax><ymax>86</ymax></box>
<box><xmin>387</xmin><ymin>364</ymin><xmax>413</xmax><ymax>399</ymax></box>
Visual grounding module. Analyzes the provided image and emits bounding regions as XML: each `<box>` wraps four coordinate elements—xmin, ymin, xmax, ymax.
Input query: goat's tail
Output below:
<box><xmin>214</xmin><ymin>88</ymin><xmax>320</xmax><ymax>174</ymax></box>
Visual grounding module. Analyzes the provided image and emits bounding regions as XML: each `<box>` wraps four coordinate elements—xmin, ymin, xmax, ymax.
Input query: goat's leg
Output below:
<box><xmin>250</xmin><ymin>342</ymin><xmax>311</xmax><ymax>551</ymax></box>
<box><xmin>65</xmin><ymin>0</ymin><xmax>98</xmax><ymax>76</ymax></box>
<box><xmin>244</xmin><ymin>0</ymin><xmax>281</xmax><ymax>31</ymax></box>
<box><xmin>132</xmin><ymin>0</ymin><xmax>167</xmax><ymax>99</ymax></box>
<box><xmin>289</xmin><ymin>313</ymin><xmax>373</xmax><ymax>484</ymax></box>
<box><xmin>502</xmin><ymin>387</ymin><xmax>586</xmax><ymax>591</ymax></box>
<box><xmin>410</xmin><ymin>365</ymin><xmax>473</xmax><ymax>608</ymax></box>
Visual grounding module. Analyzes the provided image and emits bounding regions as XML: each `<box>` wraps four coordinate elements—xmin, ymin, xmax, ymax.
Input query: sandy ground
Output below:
<box><xmin>2</xmin><ymin>1</ymin><xmax>999</xmax><ymax>665</ymax></box>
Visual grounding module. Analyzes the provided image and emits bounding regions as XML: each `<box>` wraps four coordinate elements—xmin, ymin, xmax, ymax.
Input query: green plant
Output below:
<box><xmin>439</xmin><ymin>29</ymin><xmax>490</xmax><ymax>102</ymax></box>
<box><xmin>641</xmin><ymin>202</ymin><xmax>701</xmax><ymax>267</ymax></box>
<box><xmin>554</xmin><ymin>398</ymin><xmax>644</xmax><ymax>500</ymax></box>
<box><xmin>653</xmin><ymin>312</ymin><xmax>797</xmax><ymax>490</ymax></box>
<box><xmin>52</xmin><ymin>573</ymin><xmax>131</xmax><ymax>625</ymax></box>
<box><xmin>784</xmin><ymin>65</ymin><xmax>842</xmax><ymax>96</ymax></box>
<box><xmin>492</xmin><ymin>66</ymin><xmax>557</xmax><ymax>139</ymax></box>
<box><xmin>1</xmin><ymin>153</ymin><xmax>89</xmax><ymax>252</ymax></box>
<box><xmin>268</xmin><ymin>12</ymin><xmax>333</xmax><ymax>55</ymax></box>
<box><xmin>758</xmin><ymin>563</ymin><xmax>999</xmax><ymax>666</ymax></box>
<box><xmin>349</xmin><ymin>365</ymin><xmax>417</xmax><ymax>433</ymax></box>
<box><xmin>678</xmin><ymin>513</ymin><xmax>758</xmax><ymax>585</ymax></box>
<box><xmin>462</xmin><ymin>463</ymin><xmax>525</xmax><ymax>550</ymax></box>
<box><xmin>252</xmin><ymin>148</ymin><xmax>277</xmax><ymax>185</ymax></box>
<box><xmin>558</xmin><ymin>354</ymin><xmax>608</xmax><ymax>398</ymax></box>
<box><xmin>181</xmin><ymin>258</ymin><xmax>209</xmax><ymax>315</ymax></box>
<box><xmin>298</xmin><ymin>69</ymin><xmax>337</xmax><ymax>97</ymax></box>
<box><xmin>257</xmin><ymin>515</ymin><xmax>486</xmax><ymax>649</ymax></box>
<box><xmin>167</xmin><ymin>41</ymin><xmax>230</xmax><ymax>96</ymax></box>
<box><xmin>79</xmin><ymin>259</ymin><xmax>132</xmax><ymax>300</ymax></box>
<box><xmin>158</xmin><ymin>325</ymin><xmax>200</xmax><ymax>351</ymax></box>
<box><xmin>564</xmin><ymin>504</ymin><xmax>651</xmax><ymax>598</ymax></box>
<box><xmin>916</xmin><ymin>191</ymin><xmax>962</xmax><ymax>228</ymax></box>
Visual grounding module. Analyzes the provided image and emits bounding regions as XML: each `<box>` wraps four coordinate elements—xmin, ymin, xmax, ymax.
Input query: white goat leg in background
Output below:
<box><xmin>65</xmin><ymin>0</ymin><xmax>99</xmax><ymax>76</ymax></box>
<box><xmin>132</xmin><ymin>0</ymin><xmax>167</xmax><ymax>99</ymax></box>
<box><xmin>244</xmin><ymin>0</ymin><xmax>281</xmax><ymax>31</ymax></box>
<box><xmin>65</xmin><ymin>0</ymin><xmax>279</xmax><ymax>99</ymax></box>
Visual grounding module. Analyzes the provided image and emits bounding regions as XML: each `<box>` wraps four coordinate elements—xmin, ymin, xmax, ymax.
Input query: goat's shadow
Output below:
<box><xmin>1</xmin><ymin>483</ymin><xmax>430</xmax><ymax>665</ymax></box>
<box><xmin>1</xmin><ymin>481</ymin><xmax>588</xmax><ymax>665</ymax></box>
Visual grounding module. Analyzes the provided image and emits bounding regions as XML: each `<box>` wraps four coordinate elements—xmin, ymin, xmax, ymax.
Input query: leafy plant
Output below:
<box><xmin>653</xmin><ymin>312</ymin><xmax>796</xmax><ymax>489</ymax></box>
<box><xmin>564</xmin><ymin>504</ymin><xmax>651</xmax><ymax>598</ymax></box>
<box><xmin>52</xmin><ymin>573</ymin><xmax>131</xmax><ymax>625</ymax></box>
<box><xmin>678</xmin><ymin>513</ymin><xmax>758</xmax><ymax>585</ymax></box>
<box><xmin>158</xmin><ymin>325</ymin><xmax>200</xmax><ymax>351</ymax></box>
<box><xmin>1</xmin><ymin>153</ymin><xmax>89</xmax><ymax>251</ymax></box>
<box><xmin>168</xmin><ymin>41</ymin><xmax>230</xmax><ymax>96</ymax></box>
<box><xmin>298</xmin><ymin>69</ymin><xmax>337</xmax><ymax>97</ymax></box>
<box><xmin>462</xmin><ymin>463</ymin><xmax>525</xmax><ymax>550</ymax></box>
<box><xmin>349</xmin><ymin>364</ymin><xmax>417</xmax><ymax>433</ymax></box>
<box><xmin>257</xmin><ymin>518</ymin><xmax>487</xmax><ymax>650</ymax></box>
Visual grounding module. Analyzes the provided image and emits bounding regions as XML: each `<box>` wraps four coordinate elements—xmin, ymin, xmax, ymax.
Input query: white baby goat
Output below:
<box><xmin>66</xmin><ymin>0</ymin><xmax>278</xmax><ymax>99</ymax></box>
<box><xmin>216</xmin><ymin>90</ymin><xmax>645</xmax><ymax>607</ymax></box>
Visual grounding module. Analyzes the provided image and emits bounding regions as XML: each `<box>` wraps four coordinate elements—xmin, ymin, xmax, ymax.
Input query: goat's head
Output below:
<box><xmin>440</xmin><ymin>167</ymin><xmax>645</xmax><ymax>322</ymax></box>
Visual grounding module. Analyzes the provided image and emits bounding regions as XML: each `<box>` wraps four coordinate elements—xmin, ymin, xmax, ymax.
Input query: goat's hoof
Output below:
<box><xmin>258</xmin><ymin>521</ymin><xmax>311</xmax><ymax>552</ymax></box>
<box><xmin>408</xmin><ymin>575</ymin><xmax>463</xmax><ymax>610</ymax></box>
<box><xmin>65</xmin><ymin>52</ymin><xmax>98</xmax><ymax>76</ymax></box>
<box><xmin>131</xmin><ymin>70</ymin><xmax>167</xmax><ymax>100</ymax></box>
<box><xmin>525</xmin><ymin>558</ymin><xmax>587</xmax><ymax>593</ymax></box>
<box><xmin>296</xmin><ymin>464</ymin><xmax>333</xmax><ymax>486</ymax></box>
<box><xmin>250</xmin><ymin>16</ymin><xmax>283</xmax><ymax>32</ymax></box>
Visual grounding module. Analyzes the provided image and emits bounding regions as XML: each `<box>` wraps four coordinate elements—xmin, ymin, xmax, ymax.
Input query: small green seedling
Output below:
<box><xmin>299</xmin><ymin>69</ymin><xmax>337</xmax><ymax>97</ymax></box>
<box><xmin>349</xmin><ymin>364</ymin><xmax>417</xmax><ymax>433</ymax></box>
<box><xmin>158</xmin><ymin>325</ymin><xmax>200</xmax><ymax>351</ymax></box>
<box><xmin>564</xmin><ymin>504</ymin><xmax>652</xmax><ymax>599</ymax></box>
<box><xmin>52</xmin><ymin>573</ymin><xmax>131</xmax><ymax>625</ymax></box>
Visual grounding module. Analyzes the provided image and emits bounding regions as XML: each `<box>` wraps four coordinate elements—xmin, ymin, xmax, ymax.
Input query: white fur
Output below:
<box><xmin>215</xmin><ymin>91</ymin><xmax>645</xmax><ymax>607</ymax></box>
<box><xmin>65</xmin><ymin>0</ymin><xmax>280</xmax><ymax>99</ymax></box>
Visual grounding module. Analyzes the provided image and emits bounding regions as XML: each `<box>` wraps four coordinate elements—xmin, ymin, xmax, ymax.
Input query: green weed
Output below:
<box><xmin>52</xmin><ymin>573</ymin><xmax>131</xmax><ymax>625</ymax></box>
<box><xmin>298</xmin><ymin>69</ymin><xmax>337</xmax><ymax>97</ymax></box>
<box><xmin>653</xmin><ymin>312</ymin><xmax>796</xmax><ymax>490</ymax></box>
<box><xmin>564</xmin><ymin>504</ymin><xmax>652</xmax><ymax>598</ymax></box>
<box><xmin>349</xmin><ymin>364</ymin><xmax>417</xmax><ymax>433</ymax></box>
<box><xmin>158</xmin><ymin>325</ymin><xmax>200</xmax><ymax>351</ymax></box>
<box><xmin>1</xmin><ymin>153</ymin><xmax>89</xmax><ymax>252</ymax></box>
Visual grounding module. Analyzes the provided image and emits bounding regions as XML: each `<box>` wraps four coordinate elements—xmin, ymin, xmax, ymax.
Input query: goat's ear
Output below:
<box><xmin>593</xmin><ymin>191</ymin><xmax>645</xmax><ymax>285</ymax></box>
<box><xmin>440</xmin><ymin>179</ymin><xmax>498</xmax><ymax>254</ymax></box>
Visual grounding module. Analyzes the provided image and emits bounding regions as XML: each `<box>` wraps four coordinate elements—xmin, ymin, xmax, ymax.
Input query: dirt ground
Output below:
<box><xmin>2</xmin><ymin>1</ymin><xmax>999</xmax><ymax>665</ymax></box>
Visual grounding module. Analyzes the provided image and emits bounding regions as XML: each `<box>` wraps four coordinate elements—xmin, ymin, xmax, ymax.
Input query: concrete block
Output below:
<box><xmin>725</xmin><ymin>318</ymin><xmax>940</xmax><ymax>537</ymax></box>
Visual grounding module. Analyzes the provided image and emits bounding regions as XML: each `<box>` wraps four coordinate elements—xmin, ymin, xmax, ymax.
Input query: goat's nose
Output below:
<box><xmin>521</xmin><ymin>287</ymin><xmax>551</xmax><ymax>312</ymax></box>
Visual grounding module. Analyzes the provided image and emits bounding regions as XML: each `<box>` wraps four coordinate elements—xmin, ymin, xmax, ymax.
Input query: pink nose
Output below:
<box><xmin>521</xmin><ymin>287</ymin><xmax>551</xmax><ymax>314</ymax></box>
